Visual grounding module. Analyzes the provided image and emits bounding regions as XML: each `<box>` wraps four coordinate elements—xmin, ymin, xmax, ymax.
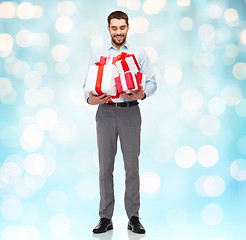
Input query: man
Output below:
<box><xmin>83</xmin><ymin>11</ymin><xmax>157</xmax><ymax>234</ymax></box>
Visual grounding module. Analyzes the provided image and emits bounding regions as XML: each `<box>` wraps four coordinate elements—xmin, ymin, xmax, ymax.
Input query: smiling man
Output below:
<box><xmin>83</xmin><ymin>11</ymin><xmax>157</xmax><ymax>234</ymax></box>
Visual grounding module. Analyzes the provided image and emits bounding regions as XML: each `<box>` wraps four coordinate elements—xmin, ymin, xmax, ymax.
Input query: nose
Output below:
<box><xmin>116</xmin><ymin>28</ymin><xmax>121</xmax><ymax>35</ymax></box>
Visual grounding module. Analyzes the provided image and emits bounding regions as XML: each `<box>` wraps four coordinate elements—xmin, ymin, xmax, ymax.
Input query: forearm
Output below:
<box><xmin>144</xmin><ymin>80</ymin><xmax>157</xmax><ymax>98</ymax></box>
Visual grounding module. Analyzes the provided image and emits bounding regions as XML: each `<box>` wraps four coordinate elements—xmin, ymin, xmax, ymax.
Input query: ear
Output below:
<box><xmin>107</xmin><ymin>26</ymin><xmax>110</xmax><ymax>32</ymax></box>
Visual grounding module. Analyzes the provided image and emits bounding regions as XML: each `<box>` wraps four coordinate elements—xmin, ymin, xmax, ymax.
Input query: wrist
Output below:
<box><xmin>141</xmin><ymin>92</ymin><xmax>146</xmax><ymax>100</ymax></box>
<box><xmin>87</xmin><ymin>97</ymin><xmax>90</xmax><ymax>104</ymax></box>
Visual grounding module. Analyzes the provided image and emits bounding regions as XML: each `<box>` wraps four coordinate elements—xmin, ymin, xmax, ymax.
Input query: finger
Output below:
<box><xmin>124</xmin><ymin>95</ymin><xmax>132</xmax><ymax>100</ymax></box>
<box><xmin>100</xmin><ymin>96</ymin><xmax>111</xmax><ymax>103</ymax></box>
<box><xmin>100</xmin><ymin>95</ymin><xmax>111</xmax><ymax>101</ymax></box>
<box><xmin>103</xmin><ymin>95</ymin><xmax>112</xmax><ymax>101</ymax></box>
<box><xmin>100</xmin><ymin>99</ymin><xmax>111</xmax><ymax>104</ymax></box>
<box><xmin>98</xmin><ymin>93</ymin><xmax>108</xmax><ymax>99</ymax></box>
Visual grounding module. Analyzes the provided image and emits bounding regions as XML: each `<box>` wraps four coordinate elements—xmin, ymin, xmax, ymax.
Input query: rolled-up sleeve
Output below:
<box><xmin>139</xmin><ymin>50</ymin><xmax>157</xmax><ymax>98</ymax></box>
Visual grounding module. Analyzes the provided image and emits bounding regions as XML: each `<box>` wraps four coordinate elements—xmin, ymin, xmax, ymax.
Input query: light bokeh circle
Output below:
<box><xmin>36</xmin><ymin>108</ymin><xmax>58</xmax><ymax>130</ymax></box>
<box><xmin>140</xmin><ymin>172</ymin><xmax>161</xmax><ymax>193</ymax></box>
<box><xmin>175</xmin><ymin>146</ymin><xmax>196</xmax><ymax>168</ymax></box>
<box><xmin>1</xmin><ymin>197</ymin><xmax>22</xmax><ymax>220</ymax></box>
<box><xmin>202</xmin><ymin>203</ymin><xmax>224</xmax><ymax>225</ymax></box>
<box><xmin>197</xmin><ymin>145</ymin><xmax>219</xmax><ymax>167</ymax></box>
<box><xmin>230</xmin><ymin>159</ymin><xmax>246</xmax><ymax>181</ymax></box>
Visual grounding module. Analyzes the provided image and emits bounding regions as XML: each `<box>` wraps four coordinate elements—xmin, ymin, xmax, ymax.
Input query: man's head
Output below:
<box><xmin>107</xmin><ymin>11</ymin><xmax>129</xmax><ymax>49</ymax></box>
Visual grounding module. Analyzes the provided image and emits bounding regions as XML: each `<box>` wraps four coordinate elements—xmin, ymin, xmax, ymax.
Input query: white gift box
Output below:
<box><xmin>114</xmin><ymin>71</ymin><xmax>146</xmax><ymax>94</ymax></box>
<box><xmin>84</xmin><ymin>64</ymin><xmax>118</xmax><ymax>96</ymax></box>
<box><xmin>115</xmin><ymin>55</ymin><xmax>139</xmax><ymax>75</ymax></box>
<box><xmin>110</xmin><ymin>93</ymin><xmax>124</xmax><ymax>103</ymax></box>
<box><xmin>115</xmin><ymin>72</ymin><xmax>139</xmax><ymax>94</ymax></box>
<box><xmin>106</xmin><ymin>54</ymin><xmax>117</xmax><ymax>65</ymax></box>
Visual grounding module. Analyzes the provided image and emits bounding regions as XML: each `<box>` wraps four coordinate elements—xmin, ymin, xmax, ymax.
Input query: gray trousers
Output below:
<box><xmin>96</xmin><ymin>104</ymin><xmax>141</xmax><ymax>219</ymax></box>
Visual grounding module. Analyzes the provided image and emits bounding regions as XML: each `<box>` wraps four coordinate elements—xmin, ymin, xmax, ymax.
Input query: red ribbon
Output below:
<box><xmin>112</xmin><ymin>57</ymin><xmax>118</xmax><ymax>65</ymax></box>
<box><xmin>115</xmin><ymin>72</ymin><xmax>136</xmax><ymax>94</ymax></box>
<box><xmin>131</xmin><ymin>54</ymin><xmax>140</xmax><ymax>71</ymax></box>
<box><xmin>108</xmin><ymin>91</ymin><xmax>120</xmax><ymax>103</ymax></box>
<box><xmin>115</xmin><ymin>75</ymin><xmax>124</xmax><ymax>94</ymax></box>
<box><xmin>116</xmin><ymin>52</ymin><xmax>128</xmax><ymax>61</ymax></box>
<box><xmin>135</xmin><ymin>72</ymin><xmax>142</xmax><ymax>92</ymax></box>
<box><xmin>125</xmin><ymin>72</ymin><xmax>135</xmax><ymax>90</ymax></box>
<box><xmin>121</xmin><ymin>60</ymin><xmax>130</xmax><ymax>72</ymax></box>
<box><xmin>95</xmin><ymin>65</ymin><xmax>104</xmax><ymax>95</ymax></box>
<box><xmin>95</xmin><ymin>56</ymin><xmax>107</xmax><ymax>66</ymax></box>
<box><xmin>115</xmin><ymin>52</ymin><xmax>140</xmax><ymax>72</ymax></box>
<box><xmin>95</xmin><ymin>57</ymin><xmax>106</xmax><ymax>95</ymax></box>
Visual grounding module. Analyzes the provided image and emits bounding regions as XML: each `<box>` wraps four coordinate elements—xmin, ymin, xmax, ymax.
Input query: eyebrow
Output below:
<box><xmin>111</xmin><ymin>24</ymin><xmax>127</xmax><ymax>28</ymax></box>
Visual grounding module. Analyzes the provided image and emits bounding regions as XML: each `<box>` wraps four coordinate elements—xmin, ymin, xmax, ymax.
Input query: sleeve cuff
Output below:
<box><xmin>141</xmin><ymin>92</ymin><xmax>146</xmax><ymax>100</ymax></box>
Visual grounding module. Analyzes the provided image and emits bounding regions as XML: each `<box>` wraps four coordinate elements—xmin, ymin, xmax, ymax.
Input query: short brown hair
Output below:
<box><xmin>107</xmin><ymin>11</ymin><xmax>129</xmax><ymax>26</ymax></box>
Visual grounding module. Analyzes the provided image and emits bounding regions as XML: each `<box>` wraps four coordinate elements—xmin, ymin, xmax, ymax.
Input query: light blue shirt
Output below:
<box><xmin>83</xmin><ymin>42</ymin><xmax>157</xmax><ymax>102</ymax></box>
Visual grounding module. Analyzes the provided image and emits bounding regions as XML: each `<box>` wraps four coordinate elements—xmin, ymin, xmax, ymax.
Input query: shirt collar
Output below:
<box><xmin>107</xmin><ymin>42</ymin><xmax>129</xmax><ymax>51</ymax></box>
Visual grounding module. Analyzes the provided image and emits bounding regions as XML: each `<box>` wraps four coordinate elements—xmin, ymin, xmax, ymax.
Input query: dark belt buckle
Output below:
<box><xmin>115</xmin><ymin>102</ymin><xmax>122</xmax><ymax>108</ymax></box>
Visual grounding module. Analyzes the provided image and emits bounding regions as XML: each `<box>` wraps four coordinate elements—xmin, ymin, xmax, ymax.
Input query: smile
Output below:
<box><xmin>115</xmin><ymin>35</ymin><xmax>123</xmax><ymax>41</ymax></box>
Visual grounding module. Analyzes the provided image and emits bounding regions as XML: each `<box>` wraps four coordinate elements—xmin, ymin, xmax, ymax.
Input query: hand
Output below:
<box><xmin>88</xmin><ymin>91</ymin><xmax>112</xmax><ymax>105</ymax></box>
<box><xmin>122</xmin><ymin>85</ymin><xmax>145</xmax><ymax>101</ymax></box>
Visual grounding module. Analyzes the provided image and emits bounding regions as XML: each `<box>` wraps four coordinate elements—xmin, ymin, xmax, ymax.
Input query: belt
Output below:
<box><xmin>104</xmin><ymin>101</ymin><xmax>138</xmax><ymax>108</ymax></box>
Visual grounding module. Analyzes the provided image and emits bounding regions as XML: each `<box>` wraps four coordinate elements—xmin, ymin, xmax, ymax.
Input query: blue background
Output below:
<box><xmin>1</xmin><ymin>0</ymin><xmax>246</xmax><ymax>239</ymax></box>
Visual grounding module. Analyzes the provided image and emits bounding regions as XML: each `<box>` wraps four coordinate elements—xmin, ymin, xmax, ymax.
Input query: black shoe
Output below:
<box><xmin>93</xmin><ymin>218</ymin><xmax>113</xmax><ymax>234</ymax></box>
<box><xmin>128</xmin><ymin>216</ymin><xmax>146</xmax><ymax>234</ymax></box>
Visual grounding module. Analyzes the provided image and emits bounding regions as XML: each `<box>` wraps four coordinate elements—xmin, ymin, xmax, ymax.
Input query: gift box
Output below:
<box><xmin>84</xmin><ymin>64</ymin><xmax>118</xmax><ymax>96</ymax></box>
<box><xmin>136</xmin><ymin>71</ymin><xmax>146</xmax><ymax>90</ymax></box>
<box><xmin>115</xmin><ymin>52</ymin><xmax>140</xmax><ymax>74</ymax></box>
<box><xmin>106</xmin><ymin>54</ymin><xmax>117</xmax><ymax>65</ymax></box>
<box><xmin>115</xmin><ymin>71</ymin><xmax>146</xmax><ymax>94</ymax></box>
<box><xmin>115</xmin><ymin>72</ymin><xmax>138</xmax><ymax>94</ymax></box>
<box><xmin>108</xmin><ymin>91</ymin><xmax>124</xmax><ymax>103</ymax></box>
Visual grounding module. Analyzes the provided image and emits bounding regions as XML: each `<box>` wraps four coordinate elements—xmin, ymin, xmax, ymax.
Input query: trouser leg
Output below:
<box><xmin>117</xmin><ymin>105</ymin><xmax>142</xmax><ymax>219</ymax></box>
<box><xmin>96</xmin><ymin>105</ymin><xmax>118</xmax><ymax>219</ymax></box>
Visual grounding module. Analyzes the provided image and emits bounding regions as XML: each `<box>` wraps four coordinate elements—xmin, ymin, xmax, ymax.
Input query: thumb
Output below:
<box><xmin>89</xmin><ymin>91</ymin><xmax>93</xmax><ymax>96</ymax></box>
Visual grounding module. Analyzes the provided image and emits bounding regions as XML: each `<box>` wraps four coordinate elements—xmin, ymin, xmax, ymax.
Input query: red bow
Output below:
<box><xmin>116</xmin><ymin>52</ymin><xmax>129</xmax><ymax>61</ymax></box>
<box><xmin>95</xmin><ymin>56</ymin><xmax>107</xmax><ymax>66</ymax></box>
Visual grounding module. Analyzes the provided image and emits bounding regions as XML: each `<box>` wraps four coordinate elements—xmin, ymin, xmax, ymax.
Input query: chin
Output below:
<box><xmin>117</xmin><ymin>41</ymin><xmax>124</xmax><ymax>45</ymax></box>
<box><xmin>114</xmin><ymin>40</ymin><xmax>125</xmax><ymax>46</ymax></box>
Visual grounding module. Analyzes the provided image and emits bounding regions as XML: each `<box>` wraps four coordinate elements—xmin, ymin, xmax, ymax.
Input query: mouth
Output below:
<box><xmin>115</xmin><ymin>35</ymin><xmax>124</xmax><ymax>41</ymax></box>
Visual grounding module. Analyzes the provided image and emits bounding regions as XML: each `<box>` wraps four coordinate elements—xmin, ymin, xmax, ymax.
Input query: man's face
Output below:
<box><xmin>108</xmin><ymin>18</ymin><xmax>129</xmax><ymax>48</ymax></box>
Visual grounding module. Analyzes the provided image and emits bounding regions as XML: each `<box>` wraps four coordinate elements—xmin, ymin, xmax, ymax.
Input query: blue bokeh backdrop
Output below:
<box><xmin>1</xmin><ymin>0</ymin><xmax>246</xmax><ymax>240</ymax></box>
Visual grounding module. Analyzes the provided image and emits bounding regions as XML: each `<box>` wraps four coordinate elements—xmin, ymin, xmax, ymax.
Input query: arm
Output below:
<box><xmin>125</xmin><ymin>49</ymin><xmax>157</xmax><ymax>100</ymax></box>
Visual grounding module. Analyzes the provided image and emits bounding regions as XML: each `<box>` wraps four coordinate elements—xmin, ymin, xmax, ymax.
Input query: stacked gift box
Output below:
<box><xmin>84</xmin><ymin>52</ymin><xmax>146</xmax><ymax>103</ymax></box>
